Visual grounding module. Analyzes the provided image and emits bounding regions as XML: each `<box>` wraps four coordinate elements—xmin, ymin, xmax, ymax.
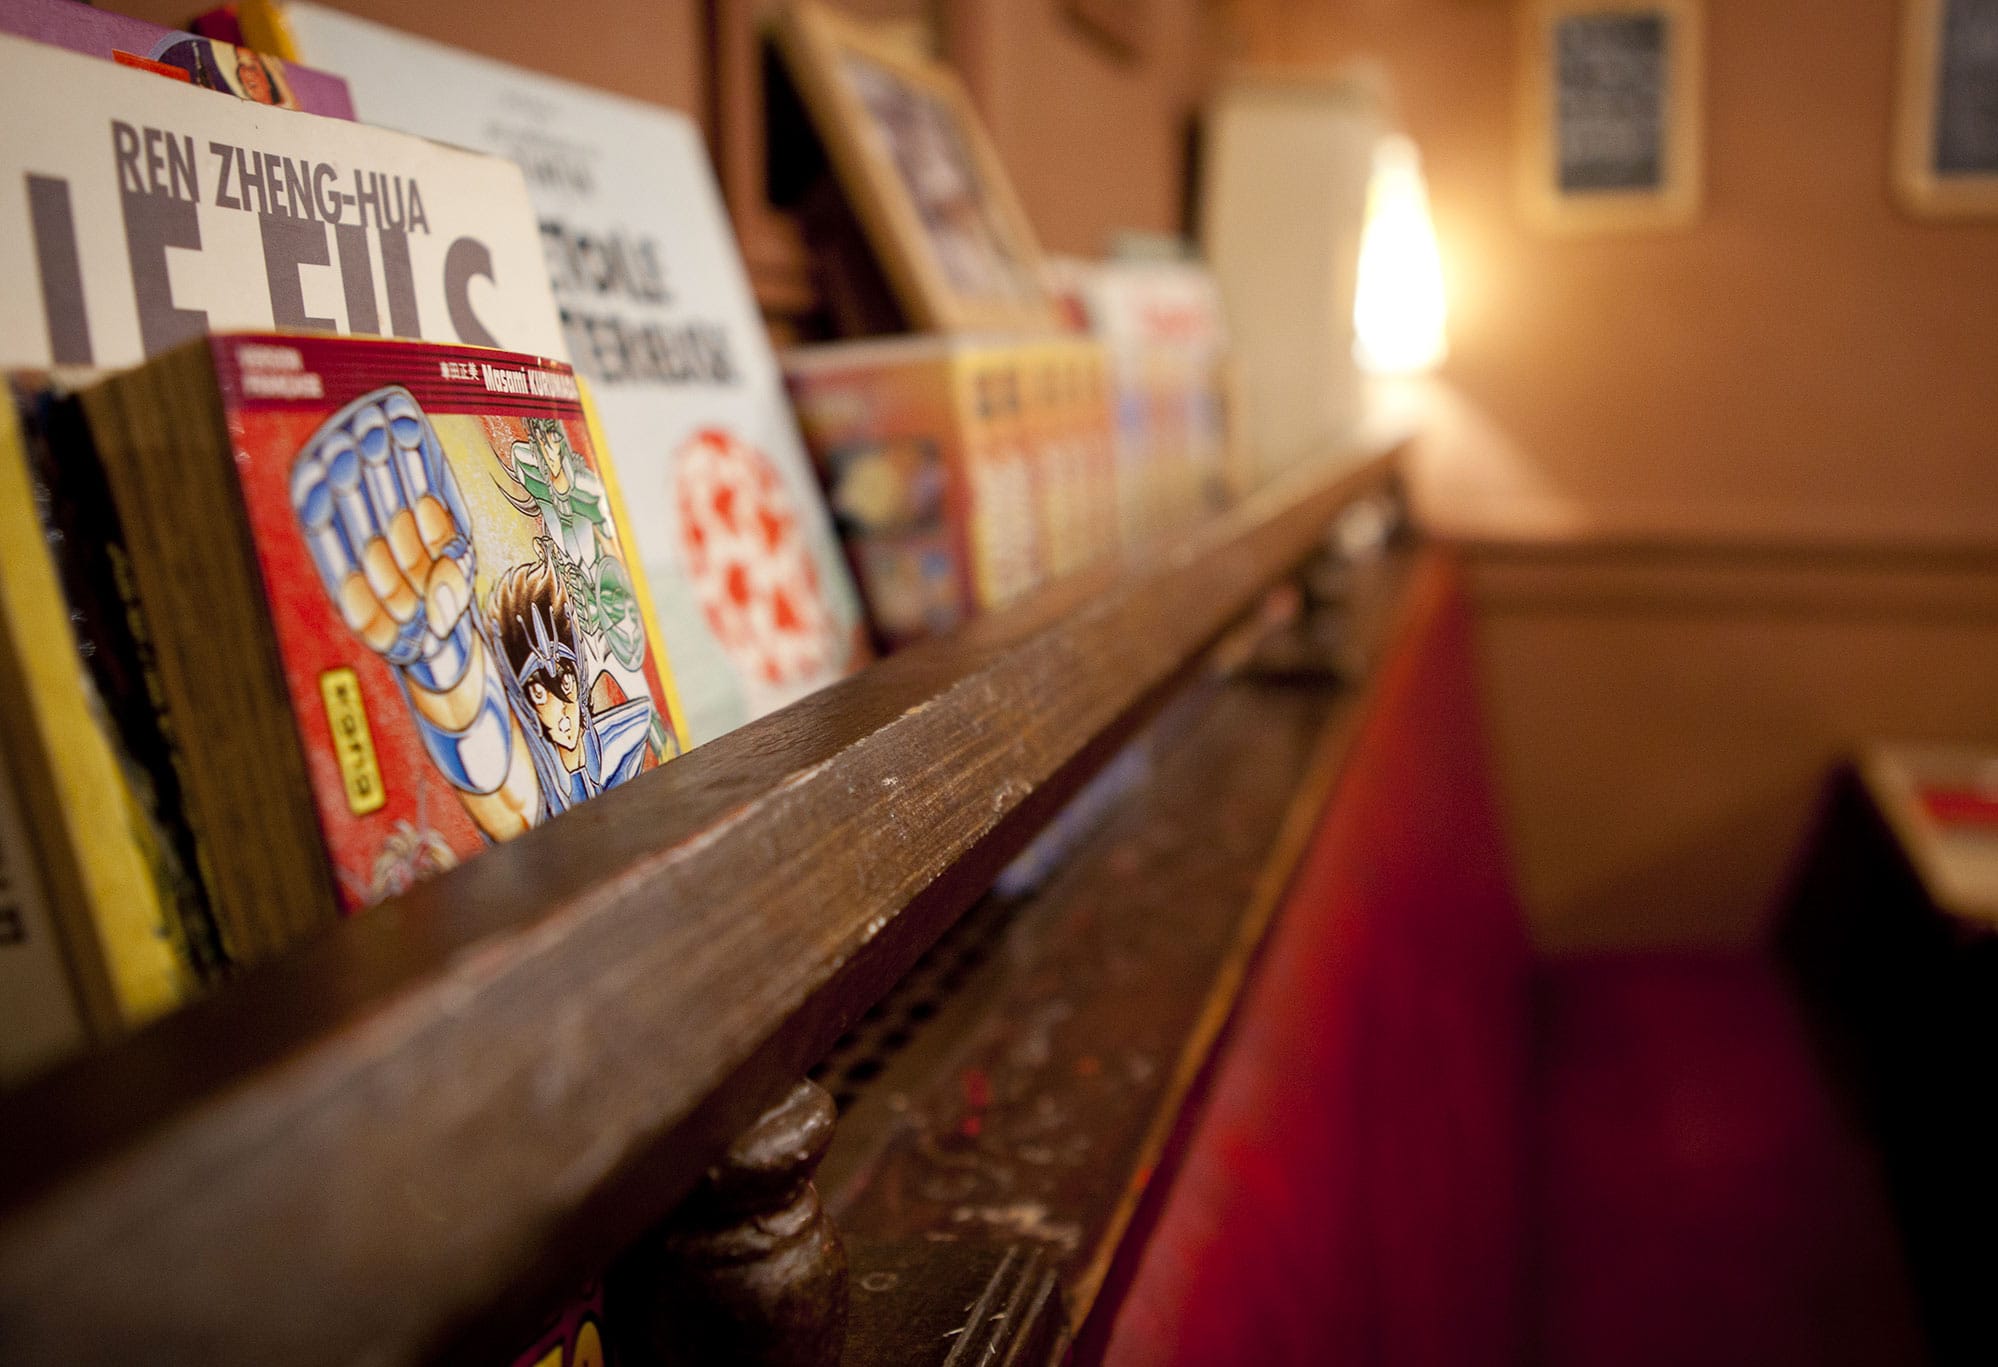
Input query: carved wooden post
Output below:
<box><xmin>612</xmin><ymin>1081</ymin><xmax>847</xmax><ymax>1366</ymax></box>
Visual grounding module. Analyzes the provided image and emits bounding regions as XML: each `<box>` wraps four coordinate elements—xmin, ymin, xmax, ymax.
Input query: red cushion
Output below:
<box><xmin>1102</xmin><ymin>551</ymin><xmax>1532</xmax><ymax>1367</ymax></box>
<box><xmin>1533</xmin><ymin>954</ymin><xmax>1923</xmax><ymax>1367</ymax></box>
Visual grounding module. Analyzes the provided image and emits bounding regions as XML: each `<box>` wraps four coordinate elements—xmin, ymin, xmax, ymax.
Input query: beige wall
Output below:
<box><xmin>1246</xmin><ymin>0</ymin><xmax>1998</xmax><ymax>948</ymax></box>
<box><xmin>1246</xmin><ymin>0</ymin><xmax>1998</xmax><ymax>545</ymax></box>
<box><xmin>1465</xmin><ymin>545</ymin><xmax>1998</xmax><ymax>950</ymax></box>
<box><xmin>954</xmin><ymin>0</ymin><xmax>1216</xmax><ymax>256</ymax></box>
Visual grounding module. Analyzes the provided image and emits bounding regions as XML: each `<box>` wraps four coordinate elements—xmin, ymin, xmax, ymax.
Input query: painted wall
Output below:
<box><xmin>954</xmin><ymin>0</ymin><xmax>1217</xmax><ymax>256</ymax></box>
<box><xmin>1238</xmin><ymin>0</ymin><xmax>1998</xmax><ymax>946</ymax></box>
<box><xmin>1468</xmin><ymin>547</ymin><xmax>1998</xmax><ymax>950</ymax></box>
<box><xmin>1245</xmin><ymin>0</ymin><xmax>1998</xmax><ymax>544</ymax></box>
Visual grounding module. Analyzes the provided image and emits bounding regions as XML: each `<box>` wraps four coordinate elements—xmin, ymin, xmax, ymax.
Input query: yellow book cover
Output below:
<box><xmin>954</xmin><ymin>345</ymin><xmax>1042</xmax><ymax>610</ymax></box>
<box><xmin>0</xmin><ymin>378</ymin><xmax>199</xmax><ymax>1051</ymax></box>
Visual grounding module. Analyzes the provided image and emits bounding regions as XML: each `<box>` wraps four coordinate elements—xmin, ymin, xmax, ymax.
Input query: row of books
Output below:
<box><xmin>0</xmin><ymin>0</ymin><xmax>888</xmax><ymax>1090</ymax></box>
<box><xmin>0</xmin><ymin>0</ymin><xmax>1255</xmax><ymax>1359</ymax></box>
<box><xmin>787</xmin><ymin>334</ymin><xmax>1118</xmax><ymax>645</ymax></box>
<box><xmin>0</xmin><ymin>0</ymin><xmax>1246</xmax><ymax>1077</ymax></box>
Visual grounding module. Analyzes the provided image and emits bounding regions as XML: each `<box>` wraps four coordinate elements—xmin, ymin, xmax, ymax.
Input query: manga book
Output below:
<box><xmin>0</xmin><ymin>374</ymin><xmax>206</xmax><ymax>1082</ymax></box>
<box><xmin>0</xmin><ymin>0</ymin><xmax>354</xmax><ymax>117</ymax></box>
<box><xmin>229</xmin><ymin>335</ymin><xmax>683</xmax><ymax>911</ymax></box>
<box><xmin>269</xmin><ymin>3</ymin><xmax>867</xmax><ymax>745</ymax></box>
<box><xmin>81</xmin><ymin>333</ymin><xmax>684</xmax><ymax>963</ymax></box>
<box><xmin>784</xmin><ymin>335</ymin><xmax>1116</xmax><ymax>649</ymax></box>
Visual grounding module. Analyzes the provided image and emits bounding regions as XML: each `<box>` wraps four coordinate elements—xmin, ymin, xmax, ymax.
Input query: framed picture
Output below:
<box><xmin>773</xmin><ymin>0</ymin><xmax>1056</xmax><ymax>332</ymax></box>
<box><xmin>1518</xmin><ymin>0</ymin><xmax>1704</xmax><ymax>232</ymax></box>
<box><xmin>1895</xmin><ymin>0</ymin><xmax>1998</xmax><ymax>217</ymax></box>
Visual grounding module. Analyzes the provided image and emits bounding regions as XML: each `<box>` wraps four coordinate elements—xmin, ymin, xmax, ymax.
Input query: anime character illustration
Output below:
<box><xmin>291</xmin><ymin>386</ymin><xmax>668</xmax><ymax>849</ymax></box>
<box><xmin>490</xmin><ymin>416</ymin><xmax>648</xmax><ymax>674</ymax></box>
<box><xmin>363</xmin><ymin>816</ymin><xmax>456</xmax><ymax>904</ymax></box>
<box><xmin>149</xmin><ymin>37</ymin><xmax>298</xmax><ymax>107</ymax></box>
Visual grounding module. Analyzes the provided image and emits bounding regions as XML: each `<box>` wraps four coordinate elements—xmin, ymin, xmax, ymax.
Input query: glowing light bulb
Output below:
<box><xmin>1353</xmin><ymin>133</ymin><xmax>1448</xmax><ymax>375</ymax></box>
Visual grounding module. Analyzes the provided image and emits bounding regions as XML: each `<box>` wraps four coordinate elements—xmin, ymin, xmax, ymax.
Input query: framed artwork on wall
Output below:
<box><xmin>772</xmin><ymin>0</ymin><xmax>1056</xmax><ymax>332</ymax></box>
<box><xmin>1518</xmin><ymin>0</ymin><xmax>1704</xmax><ymax>233</ymax></box>
<box><xmin>1895</xmin><ymin>0</ymin><xmax>1998</xmax><ymax>217</ymax></box>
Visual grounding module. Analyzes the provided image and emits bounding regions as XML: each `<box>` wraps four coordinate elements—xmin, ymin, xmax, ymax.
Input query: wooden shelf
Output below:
<box><xmin>828</xmin><ymin>557</ymin><xmax>1414</xmax><ymax>1363</ymax></box>
<box><xmin>0</xmin><ymin>435</ymin><xmax>1405</xmax><ymax>1366</ymax></box>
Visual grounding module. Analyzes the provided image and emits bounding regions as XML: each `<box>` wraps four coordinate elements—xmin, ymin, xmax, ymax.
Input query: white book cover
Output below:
<box><xmin>287</xmin><ymin>4</ymin><xmax>866</xmax><ymax>745</ymax></box>
<box><xmin>0</xmin><ymin>30</ymin><xmax>564</xmax><ymax>371</ymax></box>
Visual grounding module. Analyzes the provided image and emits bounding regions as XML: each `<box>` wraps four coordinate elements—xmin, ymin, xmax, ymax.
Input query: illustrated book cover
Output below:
<box><xmin>0</xmin><ymin>0</ymin><xmax>354</xmax><ymax>116</ymax></box>
<box><xmin>785</xmin><ymin>334</ymin><xmax>1115</xmax><ymax>648</ymax></box>
<box><xmin>0</xmin><ymin>30</ymin><xmax>565</xmax><ymax>372</ymax></box>
<box><xmin>271</xmin><ymin>2</ymin><xmax>867</xmax><ymax>746</ymax></box>
<box><xmin>1047</xmin><ymin>255</ymin><xmax>1235</xmax><ymax>543</ymax></box>
<box><xmin>80</xmin><ymin>333</ymin><xmax>685</xmax><ymax>967</ymax></box>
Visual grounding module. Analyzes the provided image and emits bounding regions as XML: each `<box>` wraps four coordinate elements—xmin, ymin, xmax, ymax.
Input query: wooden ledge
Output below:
<box><xmin>825</xmin><ymin>656</ymin><xmax>1400</xmax><ymax>1365</ymax></box>
<box><xmin>0</xmin><ymin>438</ymin><xmax>1402</xmax><ymax>1367</ymax></box>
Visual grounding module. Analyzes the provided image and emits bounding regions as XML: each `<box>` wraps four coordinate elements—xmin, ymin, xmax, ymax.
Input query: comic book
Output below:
<box><xmin>0</xmin><ymin>30</ymin><xmax>564</xmax><ymax>372</ymax></box>
<box><xmin>0</xmin><ymin>375</ymin><xmax>206</xmax><ymax>1084</ymax></box>
<box><xmin>1046</xmin><ymin>256</ymin><xmax>1235</xmax><ymax>545</ymax></box>
<box><xmin>80</xmin><ymin>333</ymin><xmax>685</xmax><ymax>967</ymax></box>
<box><xmin>266</xmin><ymin>3</ymin><xmax>868</xmax><ymax>746</ymax></box>
<box><xmin>0</xmin><ymin>0</ymin><xmax>354</xmax><ymax>116</ymax></box>
<box><xmin>784</xmin><ymin>334</ymin><xmax>1116</xmax><ymax>649</ymax></box>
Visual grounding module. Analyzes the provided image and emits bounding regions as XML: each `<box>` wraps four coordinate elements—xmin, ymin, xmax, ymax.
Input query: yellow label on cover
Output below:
<box><xmin>320</xmin><ymin>668</ymin><xmax>385</xmax><ymax>815</ymax></box>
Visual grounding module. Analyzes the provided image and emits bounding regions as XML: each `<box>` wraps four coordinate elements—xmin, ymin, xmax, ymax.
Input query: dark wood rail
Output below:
<box><xmin>0</xmin><ymin>434</ymin><xmax>1403</xmax><ymax>1367</ymax></box>
<box><xmin>827</xmin><ymin>598</ymin><xmax>1412</xmax><ymax>1364</ymax></box>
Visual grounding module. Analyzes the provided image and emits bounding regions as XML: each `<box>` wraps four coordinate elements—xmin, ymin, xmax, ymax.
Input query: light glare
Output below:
<box><xmin>1353</xmin><ymin>134</ymin><xmax>1448</xmax><ymax>375</ymax></box>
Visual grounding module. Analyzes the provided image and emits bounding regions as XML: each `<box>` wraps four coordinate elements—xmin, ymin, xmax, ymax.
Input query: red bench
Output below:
<box><xmin>1101</xmin><ymin>553</ymin><xmax>1922</xmax><ymax>1366</ymax></box>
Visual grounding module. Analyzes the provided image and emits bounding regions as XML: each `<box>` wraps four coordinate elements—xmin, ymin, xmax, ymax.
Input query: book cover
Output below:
<box><xmin>958</xmin><ymin>346</ymin><xmax>1043</xmax><ymax>608</ymax></box>
<box><xmin>0</xmin><ymin>0</ymin><xmax>355</xmax><ymax>117</ymax></box>
<box><xmin>784</xmin><ymin>335</ymin><xmax>1116</xmax><ymax>645</ymax></box>
<box><xmin>0</xmin><ymin>376</ymin><xmax>203</xmax><ymax>1068</ymax></box>
<box><xmin>274</xmin><ymin>3</ymin><xmax>867</xmax><ymax>746</ymax></box>
<box><xmin>1053</xmin><ymin>258</ymin><xmax>1232</xmax><ymax>543</ymax></box>
<box><xmin>215</xmin><ymin>334</ymin><xmax>684</xmax><ymax>911</ymax></box>
<box><xmin>784</xmin><ymin>337</ymin><xmax>976</xmax><ymax>648</ymax></box>
<box><xmin>510</xmin><ymin>1280</ymin><xmax>610</xmax><ymax>1367</ymax></box>
<box><xmin>0</xmin><ymin>30</ymin><xmax>565</xmax><ymax>372</ymax></box>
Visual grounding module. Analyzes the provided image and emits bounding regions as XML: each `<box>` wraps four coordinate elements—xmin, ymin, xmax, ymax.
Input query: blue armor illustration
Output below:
<box><xmin>292</xmin><ymin>386</ymin><xmax>661</xmax><ymax>843</ymax></box>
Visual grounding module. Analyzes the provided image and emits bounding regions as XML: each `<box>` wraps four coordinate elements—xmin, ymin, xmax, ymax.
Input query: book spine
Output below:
<box><xmin>0</xmin><ymin>735</ymin><xmax>88</xmax><ymax>1084</ymax></box>
<box><xmin>0</xmin><ymin>382</ymin><xmax>209</xmax><ymax>1046</ymax></box>
<box><xmin>37</xmin><ymin>391</ymin><xmax>227</xmax><ymax>986</ymax></box>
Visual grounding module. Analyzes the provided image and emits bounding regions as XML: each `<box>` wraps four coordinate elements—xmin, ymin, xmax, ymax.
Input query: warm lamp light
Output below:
<box><xmin>1353</xmin><ymin>133</ymin><xmax>1448</xmax><ymax>375</ymax></box>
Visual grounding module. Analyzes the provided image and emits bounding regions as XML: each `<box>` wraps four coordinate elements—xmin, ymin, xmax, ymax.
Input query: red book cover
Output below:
<box><xmin>214</xmin><ymin>333</ymin><xmax>685</xmax><ymax>910</ymax></box>
<box><xmin>1917</xmin><ymin>785</ymin><xmax>1998</xmax><ymax>830</ymax></box>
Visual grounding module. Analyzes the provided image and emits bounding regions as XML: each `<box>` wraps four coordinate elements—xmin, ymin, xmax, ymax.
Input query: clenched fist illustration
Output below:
<box><xmin>292</xmin><ymin>387</ymin><xmax>531</xmax><ymax>817</ymax></box>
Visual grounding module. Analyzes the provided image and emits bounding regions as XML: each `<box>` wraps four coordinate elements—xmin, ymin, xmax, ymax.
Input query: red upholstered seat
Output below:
<box><xmin>1100</xmin><ymin>551</ymin><xmax>1920</xmax><ymax>1366</ymax></box>
<box><xmin>1534</xmin><ymin>954</ymin><xmax>1920</xmax><ymax>1367</ymax></box>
